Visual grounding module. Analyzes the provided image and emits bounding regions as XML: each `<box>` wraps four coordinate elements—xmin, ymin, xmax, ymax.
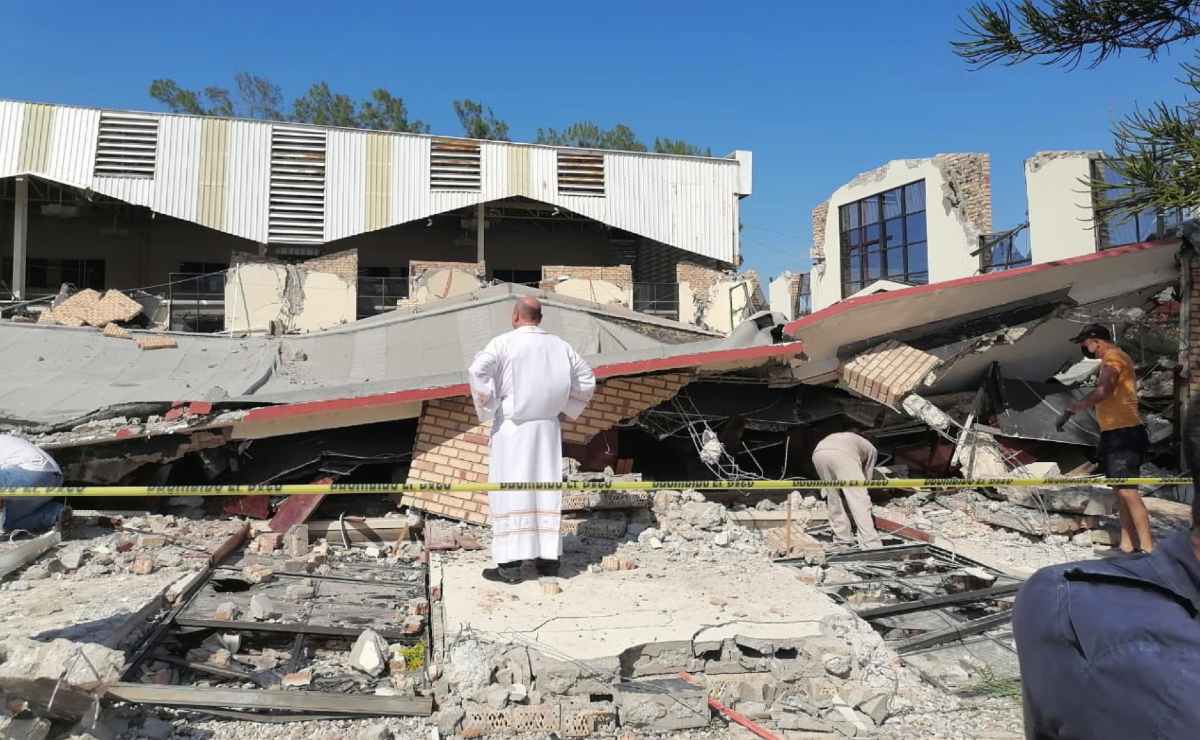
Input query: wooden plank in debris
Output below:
<box><xmin>104</xmin><ymin>683</ymin><xmax>432</xmax><ymax>716</ymax></box>
<box><xmin>873</xmin><ymin>515</ymin><xmax>932</xmax><ymax>543</ymax></box>
<box><xmin>209</xmin><ymin>523</ymin><xmax>249</xmax><ymax>566</ymax></box>
<box><xmin>0</xmin><ymin>530</ymin><xmax>60</xmax><ymax>580</ymax></box>
<box><xmin>269</xmin><ymin>479</ymin><xmax>333</xmax><ymax>533</ymax></box>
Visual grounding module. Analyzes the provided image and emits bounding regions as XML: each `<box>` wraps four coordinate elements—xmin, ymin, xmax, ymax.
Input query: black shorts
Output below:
<box><xmin>1099</xmin><ymin>425</ymin><xmax>1149</xmax><ymax>479</ymax></box>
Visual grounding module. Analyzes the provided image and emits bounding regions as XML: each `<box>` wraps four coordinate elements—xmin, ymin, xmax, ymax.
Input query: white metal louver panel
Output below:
<box><xmin>269</xmin><ymin>126</ymin><xmax>326</xmax><ymax>244</ymax></box>
<box><xmin>557</xmin><ymin>151</ymin><xmax>604</xmax><ymax>196</ymax></box>
<box><xmin>430</xmin><ymin>138</ymin><xmax>480</xmax><ymax>190</ymax></box>
<box><xmin>94</xmin><ymin>112</ymin><xmax>159</xmax><ymax>178</ymax></box>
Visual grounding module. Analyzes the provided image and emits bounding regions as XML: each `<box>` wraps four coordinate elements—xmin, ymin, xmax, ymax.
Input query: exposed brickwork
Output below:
<box><xmin>841</xmin><ymin>340</ymin><xmax>942</xmax><ymax>409</ymax></box>
<box><xmin>676</xmin><ymin>261</ymin><xmax>726</xmax><ymax>298</ymax></box>
<box><xmin>811</xmin><ymin>201</ymin><xmax>829</xmax><ymax>265</ymax></box>
<box><xmin>402</xmin><ymin>372</ymin><xmax>691</xmax><ymax>522</ymax></box>
<box><xmin>539</xmin><ymin>265</ymin><xmax>633</xmax><ymax>290</ymax></box>
<box><xmin>303</xmin><ymin>248</ymin><xmax>358</xmax><ymax>284</ymax></box>
<box><xmin>935</xmin><ymin>153</ymin><xmax>992</xmax><ymax>235</ymax></box>
<box><xmin>409</xmin><ymin>260</ymin><xmax>483</xmax><ymax>281</ymax></box>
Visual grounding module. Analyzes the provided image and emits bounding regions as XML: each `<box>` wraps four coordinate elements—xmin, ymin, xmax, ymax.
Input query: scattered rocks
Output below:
<box><xmin>350</xmin><ymin>629</ymin><xmax>390</xmax><ymax>676</ymax></box>
<box><xmin>823</xmin><ymin>653</ymin><xmax>852</xmax><ymax>679</ymax></box>
<box><xmin>286</xmin><ymin>582</ymin><xmax>316</xmax><ymax>601</ymax></box>
<box><xmin>0</xmin><ymin>636</ymin><xmax>124</xmax><ymax>690</ymax></box>
<box><xmin>282</xmin><ymin>669</ymin><xmax>313</xmax><ymax>688</ymax></box>
<box><xmin>484</xmin><ymin>684</ymin><xmax>510</xmax><ymax>710</ymax></box>
<box><xmin>249</xmin><ymin>594</ymin><xmax>280</xmax><ymax>621</ymax></box>
<box><xmin>356</xmin><ymin>724</ymin><xmax>392</xmax><ymax>740</ymax></box>
<box><xmin>129</xmin><ymin>555</ymin><xmax>157</xmax><ymax>575</ymax></box>
<box><xmin>242</xmin><ymin>563</ymin><xmax>274</xmax><ymax>584</ymax></box>
<box><xmin>251</xmin><ymin>533</ymin><xmax>283</xmax><ymax>554</ymax></box>
<box><xmin>58</xmin><ymin>546</ymin><xmax>86</xmax><ymax>571</ymax></box>
<box><xmin>285</xmin><ymin>524</ymin><xmax>310</xmax><ymax>557</ymax></box>
<box><xmin>212</xmin><ymin>602</ymin><xmax>239</xmax><ymax>621</ymax></box>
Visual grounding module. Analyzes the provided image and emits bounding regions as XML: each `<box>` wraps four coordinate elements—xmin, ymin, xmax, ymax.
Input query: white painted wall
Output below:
<box><xmin>769</xmin><ymin>274</ymin><xmax>794</xmax><ymax>320</ymax></box>
<box><xmin>702</xmin><ymin>277</ymin><xmax>760</xmax><ymax>334</ymax></box>
<box><xmin>1026</xmin><ymin>151</ymin><xmax>1100</xmax><ymax>263</ymax></box>
<box><xmin>224</xmin><ymin>262</ymin><xmax>355</xmax><ymax>333</ymax></box>
<box><xmin>408</xmin><ymin>268</ymin><xmax>482</xmax><ymax>305</ymax></box>
<box><xmin>810</xmin><ymin>158</ymin><xmax>983</xmax><ymax>312</ymax></box>
<box><xmin>552</xmin><ymin>278</ymin><xmax>630</xmax><ymax>308</ymax></box>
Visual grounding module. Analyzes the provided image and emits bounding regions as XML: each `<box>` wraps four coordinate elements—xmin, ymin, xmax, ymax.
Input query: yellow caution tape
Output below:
<box><xmin>0</xmin><ymin>477</ymin><xmax>1191</xmax><ymax>498</ymax></box>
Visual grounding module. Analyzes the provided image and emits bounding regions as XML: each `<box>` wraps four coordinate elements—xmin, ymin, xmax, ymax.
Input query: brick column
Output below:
<box><xmin>402</xmin><ymin>373</ymin><xmax>691</xmax><ymax>522</ymax></box>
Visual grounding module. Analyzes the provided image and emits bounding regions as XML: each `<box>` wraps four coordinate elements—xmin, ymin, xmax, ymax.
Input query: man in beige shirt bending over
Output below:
<box><xmin>812</xmin><ymin>431</ymin><xmax>881</xmax><ymax>549</ymax></box>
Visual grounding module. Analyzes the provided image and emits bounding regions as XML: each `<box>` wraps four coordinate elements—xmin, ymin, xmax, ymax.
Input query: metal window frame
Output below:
<box><xmin>978</xmin><ymin>232</ymin><xmax>1033</xmax><ymax>273</ymax></box>
<box><xmin>838</xmin><ymin>179</ymin><xmax>927</xmax><ymax>297</ymax></box>
<box><xmin>1092</xmin><ymin>160</ymin><xmax>1185</xmax><ymax>250</ymax></box>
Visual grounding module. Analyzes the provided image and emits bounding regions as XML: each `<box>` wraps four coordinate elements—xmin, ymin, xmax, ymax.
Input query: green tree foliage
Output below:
<box><xmin>147</xmin><ymin>75</ymin><xmax>428</xmax><ymax>133</ymax></box>
<box><xmin>535</xmin><ymin>122</ymin><xmax>648</xmax><ymax>152</ymax></box>
<box><xmin>955</xmin><ymin>1</ymin><xmax>1200</xmax><ymax>219</ymax></box>
<box><xmin>653</xmin><ymin>137</ymin><xmax>713</xmax><ymax>156</ymax></box>
<box><xmin>453</xmin><ymin>99</ymin><xmax>510</xmax><ymax>140</ymax></box>
<box><xmin>360</xmin><ymin>89</ymin><xmax>430</xmax><ymax>133</ymax></box>
<box><xmin>290</xmin><ymin>82</ymin><xmax>358</xmax><ymax>127</ymax></box>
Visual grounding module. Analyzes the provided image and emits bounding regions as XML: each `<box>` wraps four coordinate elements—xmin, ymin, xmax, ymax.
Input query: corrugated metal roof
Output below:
<box><xmin>0</xmin><ymin>100</ymin><xmax>748</xmax><ymax>264</ymax></box>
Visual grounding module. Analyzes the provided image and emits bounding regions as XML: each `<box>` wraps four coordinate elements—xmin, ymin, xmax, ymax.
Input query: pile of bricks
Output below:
<box><xmin>403</xmin><ymin>372</ymin><xmax>691</xmax><ymax>523</ymax></box>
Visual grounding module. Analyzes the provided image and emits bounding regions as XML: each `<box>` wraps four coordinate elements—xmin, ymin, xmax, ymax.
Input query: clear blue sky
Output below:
<box><xmin>4</xmin><ymin>0</ymin><xmax>1187</xmax><ymax>280</ymax></box>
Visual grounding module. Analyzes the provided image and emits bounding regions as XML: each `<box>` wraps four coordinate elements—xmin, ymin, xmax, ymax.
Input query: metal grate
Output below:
<box><xmin>269</xmin><ymin>126</ymin><xmax>327</xmax><ymax>244</ymax></box>
<box><xmin>94</xmin><ymin>112</ymin><xmax>159</xmax><ymax>178</ymax></box>
<box><xmin>557</xmin><ymin>151</ymin><xmax>605</xmax><ymax>196</ymax></box>
<box><xmin>430</xmin><ymin>138</ymin><xmax>481</xmax><ymax>190</ymax></box>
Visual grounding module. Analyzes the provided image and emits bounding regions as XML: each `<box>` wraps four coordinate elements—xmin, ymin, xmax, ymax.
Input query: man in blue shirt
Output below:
<box><xmin>1014</xmin><ymin>404</ymin><xmax>1200</xmax><ymax>739</ymax></box>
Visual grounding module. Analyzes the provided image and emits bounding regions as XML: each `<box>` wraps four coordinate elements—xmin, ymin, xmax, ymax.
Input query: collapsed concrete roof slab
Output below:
<box><xmin>784</xmin><ymin>239</ymin><xmax>1181</xmax><ymax>388</ymax></box>
<box><xmin>1</xmin><ymin>284</ymin><xmax>801</xmax><ymax>434</ymax></box>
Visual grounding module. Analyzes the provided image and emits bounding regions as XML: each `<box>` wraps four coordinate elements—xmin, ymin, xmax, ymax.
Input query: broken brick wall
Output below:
<box><xmin>540</xmin><ymin>265</ymin><xmax>633</xmax><ymax>289</ymax></box>
<box><xmin>402</xmin><ymin>373</ymin><xmax>691</xmax><ymax>522</ymax></box>
<box><xmin>811</xmin><ymin>200</ymin><xmax>829</xmax><ymax>267</ymax></box>
<box><xmin>676</xmin><ymin>261</ymin><xmax>726</xmax><ymax>299</ymax></box>
<box><xmin>303</xmin><ymin>248</ymin><xmax>359</xmax><ymax>285</ymax></box>
<box><xmin>935</xmin><ymin>153</ymin><xmax>992</xmax><ymax>235</ymax></box>
<box><xmin>409</xmin><ymin>260</ymin><xmax>484</xmax><ymax>280</ymax></box>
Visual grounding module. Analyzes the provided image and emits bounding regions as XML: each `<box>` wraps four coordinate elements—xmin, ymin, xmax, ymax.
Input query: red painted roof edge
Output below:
<box><xmin>239</xmin><ymin>340</ymin><xmax>804</xmax><ymax>424</ymax></box>
<box><xmin>784</xmin><ymin>239</ymin><xmax>1178</xmax><ymax>338</ymax></box>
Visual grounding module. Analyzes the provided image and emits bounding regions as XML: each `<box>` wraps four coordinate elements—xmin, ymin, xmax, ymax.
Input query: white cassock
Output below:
<box><xmin>468</xmin><ymin>325</ymin><xmax>595</xmax><ymax>564</ymax></box>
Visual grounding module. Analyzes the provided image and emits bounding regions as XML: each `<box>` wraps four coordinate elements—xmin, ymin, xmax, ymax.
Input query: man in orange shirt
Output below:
<box><xmin>1058</xmin><ymin>324</ymin><xmax>1153</xmax><ymax>553</ymax></box>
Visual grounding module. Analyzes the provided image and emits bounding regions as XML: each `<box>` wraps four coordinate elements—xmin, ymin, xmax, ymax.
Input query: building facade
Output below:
<box><xmin>0</xmin><ymin>100</ymin><xmax>752</xmax><ymax>328</ymax></box>
<box><xmin>803</xmin><ymin>150</ymin><xmax>1176</xmax><ymax>313</ymax></box>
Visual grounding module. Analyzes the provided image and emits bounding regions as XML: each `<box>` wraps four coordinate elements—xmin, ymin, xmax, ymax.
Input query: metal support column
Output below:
<box><xmin>11</xmin><ymin>176</ymin><xmax>27</xmax><ymax>299</ymax></box>
<box><xmin>475</xmin><ymin>203</ymin><xmax>485</xmax><ymax>276</ymax></box>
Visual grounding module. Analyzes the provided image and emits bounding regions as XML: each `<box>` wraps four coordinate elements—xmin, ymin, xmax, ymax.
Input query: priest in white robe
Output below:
<box><xmin>467</xmin><ymin>296</ymin><xmax>595</xmax><ymax>584</ymax></box>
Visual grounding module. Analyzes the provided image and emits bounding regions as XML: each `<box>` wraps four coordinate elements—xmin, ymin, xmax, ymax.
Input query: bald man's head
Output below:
<box><xmin>512</xmin><ymin>296</ymin><xmax>543</xmax><ymax>327</ymax></box>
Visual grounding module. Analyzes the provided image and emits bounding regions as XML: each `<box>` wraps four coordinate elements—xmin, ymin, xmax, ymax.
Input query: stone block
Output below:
<box><xmin>249</xmin><ymin>594</ymin><xmax>280</xmax><ymax>621</ymax></box>
<box><xmin>615</xmin><ymin>678</ymin><xmax>709</xmax><ymax>731</ymax></box>
<box><xmin>350</xmin><ymin>628</ymin><xmax>390</xmax><ymax>676</ymax></box>
<box><xmin>129</xmin><ymin>555</ymin><xmax>156</xmax><ymax>575</ymax></box>
<box><xmin>242</xmin><ymin>563</ymin><xmax>274</xmax><ymax>584</ymax></box>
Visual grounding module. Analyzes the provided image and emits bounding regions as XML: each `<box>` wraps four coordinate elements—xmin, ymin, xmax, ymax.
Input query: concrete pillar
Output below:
<box><xmin>11</xmin><ymin>177</ymin><xmax>27</xmax><ymax>299</ymax></box>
